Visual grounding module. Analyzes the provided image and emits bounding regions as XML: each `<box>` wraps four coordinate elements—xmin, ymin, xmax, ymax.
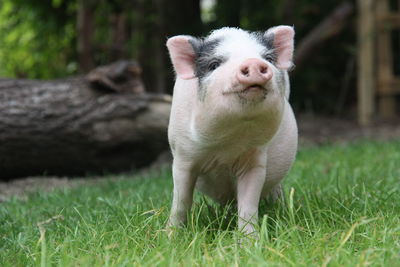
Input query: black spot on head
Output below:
<box><xmin>189</xmin><ymin>37</ymin><xmax>226</xmax><ymax>80</ymax></box>
<box><xmin>256</xmin><ymin>31</ymin><xmax>274</xmax><ymax>49</ymax></box>
<box><xmin>254</xmin><ymin>31</ymin><xmax>277</xmax><ymax>64</ymax></box>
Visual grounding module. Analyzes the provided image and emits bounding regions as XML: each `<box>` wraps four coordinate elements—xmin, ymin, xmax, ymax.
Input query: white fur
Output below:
<box><xmin>210</xmin><ymin>28</ymin><xmax>265</xmax><ymax>59</ymax></box>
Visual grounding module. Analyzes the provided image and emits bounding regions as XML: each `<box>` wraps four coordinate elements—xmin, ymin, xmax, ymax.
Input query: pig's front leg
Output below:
<box><xmin>237</xmin><ymin>153</ymin><xmax>267</xmax><ymax>236</ymax></box>
<box><xmin>168</xmin><ymin>158</ymin><xmax>197</xmax><ymax>227</ymax></box>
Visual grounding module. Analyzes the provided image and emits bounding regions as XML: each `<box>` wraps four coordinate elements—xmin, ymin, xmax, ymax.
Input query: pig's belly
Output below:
<box><xmin>194</xmin><ymin>163</ymin><xmax>284</xmax><ymax>205</ymax></box>
<box><xmin>195</xmin><ymin>166</ymin><xmax>237</xmax><ymax>205</ymax></box>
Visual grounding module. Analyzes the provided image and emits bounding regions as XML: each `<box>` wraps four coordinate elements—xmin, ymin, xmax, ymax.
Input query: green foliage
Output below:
<box><xmin>1</xmin><ymin>141</ymin><xmax>399</xmax><ymax>265</ymax></box>
<box><xmin>0</xmin><ymin>0</ymin><xmax>77</xmax><ymax>79</ymax></box>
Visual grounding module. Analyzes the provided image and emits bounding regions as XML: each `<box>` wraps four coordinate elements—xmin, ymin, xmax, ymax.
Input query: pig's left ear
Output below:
<box><xmin>166</xmin><ymin>35</ymin><xmax>198</xmax><ymax>80</ymax></box>
<box><xmin>264</xmin><ymin>26</ymin><xmax>295</xmax><ymax>70</ymax></box>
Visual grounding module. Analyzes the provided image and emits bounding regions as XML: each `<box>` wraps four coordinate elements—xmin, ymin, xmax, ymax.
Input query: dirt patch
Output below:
<box><xmin>0</xmin><ymin>177</ymin><xmax>86</xmax><ymax>202</ymax></box>
<box><xmin>298</xmin><ymin>114</ymin><xmax>400</xmax><ymax>146</ymax></box>
<box><xmin>1</xmin><ymin>115</ymin><xmax>399</xmax><ymax>202</ymax></box>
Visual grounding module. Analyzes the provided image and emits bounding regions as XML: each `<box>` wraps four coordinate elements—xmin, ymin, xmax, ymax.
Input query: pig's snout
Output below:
<box><xmin>237</xmin><ymin>59</ymin><xmax>272</xmax><ymax>86</ymax></box>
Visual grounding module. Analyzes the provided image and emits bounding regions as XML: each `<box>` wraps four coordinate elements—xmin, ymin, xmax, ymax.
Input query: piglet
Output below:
<box><xmin>166</xmin><ymin>26</ymin><xmax>298</xmax><ymax>235</ymax></box>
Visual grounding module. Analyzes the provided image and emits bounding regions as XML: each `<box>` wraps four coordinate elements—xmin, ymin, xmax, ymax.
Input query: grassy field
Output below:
<box><xmin>1</xmin><ymin>141</ymin><xmax>399</xmax><ymax>266</ymax></box>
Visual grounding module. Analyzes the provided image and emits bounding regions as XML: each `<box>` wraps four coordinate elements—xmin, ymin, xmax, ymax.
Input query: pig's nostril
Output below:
<box><xmin>260</xmin><ymin>66</ymin><xmax>267</xmax><ymax>74</ymax></box>
<box><xmin>241</xmin><ymin>67</ymin><xmax>249</xmax><ymax>76</ymax></box>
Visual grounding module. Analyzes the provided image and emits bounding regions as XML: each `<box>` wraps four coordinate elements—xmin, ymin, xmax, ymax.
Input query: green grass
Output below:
<box><xmin>1</xmin><ymin>141</ymin><xmax>400</xmax><ymax>266</ymax></box>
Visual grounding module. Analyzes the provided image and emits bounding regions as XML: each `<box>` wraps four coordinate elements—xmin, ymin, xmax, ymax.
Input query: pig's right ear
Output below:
<box><xmin>264</xmin><ymin>26</ymin><xmax>295</xmax><ymax>70</ymax></box>
<box><xmin>166</xmin><ymin>36</ymin><xmax>198</xmax><ymax>80</ymax></box>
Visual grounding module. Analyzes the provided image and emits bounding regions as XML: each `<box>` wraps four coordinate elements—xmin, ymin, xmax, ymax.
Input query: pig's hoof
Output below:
<box><xmin>238</xmin><ymin>223</ymin><xmax>259</xmax><ymax>245</ymax></box>
<box><xmin>165</xmin><ymin>226</ymin><xmax>177</xmax><ymax>239</ymax></box>
<box><xmin>238</xmin><ymin>231</ymin><xmax>259</xmax><ymax>247</ymax></box>
<box><xmin>166</xmin><ymin>216</ymin><xmax>186</xmax><ymax>228</ymax></box>
<box><xmin>269</xmin><ymin>184</ymin><xmax>284</xmax><ymax>203</ymax></box>
<box><xmin>165</xmin><ymin>217</ymin><xmax>186</xmax><ymax>238</ymax></box>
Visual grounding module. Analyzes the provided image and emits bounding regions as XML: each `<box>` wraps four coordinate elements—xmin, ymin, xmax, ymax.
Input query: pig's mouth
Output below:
<box><xmin>243</xmin><ymin>84</ymin><xmax>266</xmax><ymax>92</ymax></box>
<box><xmin>224</xmin><ymin>84</ymin><xmax>268</xmax><ymax>95</ymax></box>
<box><xmin>223</xmin><ymin>84</ymin><xmax>269</xmax><ymax>101</ymax></box>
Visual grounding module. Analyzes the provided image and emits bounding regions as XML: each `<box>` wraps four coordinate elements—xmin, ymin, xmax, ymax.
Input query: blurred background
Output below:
<box><xmin>0</xmin><ymin>0</ymin><xmax>383</xmax><ymax>114</ymax></box>
<box><xmin>0</xmin><ymin>0</ymin><xmax>399</xmax><ymax>182</ymax></box>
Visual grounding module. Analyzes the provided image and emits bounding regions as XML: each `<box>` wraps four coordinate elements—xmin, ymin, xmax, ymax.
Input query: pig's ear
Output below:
<box><xmin>265</xmin><ymin>26</ymin><xmax>294</xmax><ymax>70</ymax></box>
<box><xmin>166</xmin><ymin>35</ymin><xmax>198</xmax><ymax>80</ymax></box>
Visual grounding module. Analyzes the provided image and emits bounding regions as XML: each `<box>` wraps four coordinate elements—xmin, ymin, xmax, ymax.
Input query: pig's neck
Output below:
<box><xmin>189</xmin><ymin>101</ymin><xmax>284</xmax><ymax>154</ymax></box>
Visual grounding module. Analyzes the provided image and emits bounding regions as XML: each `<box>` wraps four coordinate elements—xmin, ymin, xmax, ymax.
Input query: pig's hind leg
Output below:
<box><xmin>263</xmin><ymin>183</ymin><xmax>284</xmax><ymax>203</ymax></box>
<box><xmin>195</xmin><ymin>172</ymin><xmax>236</xmax><ymax>205</ymax></box>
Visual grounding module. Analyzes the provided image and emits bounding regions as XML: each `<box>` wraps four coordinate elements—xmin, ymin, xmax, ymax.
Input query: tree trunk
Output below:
<box><xmin>135</xmin><ymin>0</ymin><xmax>166</xmax><ymax>94</ymax></box>
<box><xmin>77</xmin><ymin>0</ymin><xmax>96</xmax><ymax>72</ymax></box>
<box><xmin>135</xmin><ymin>0</ymin><xmax>203</xmax><ymax>95</ymax></box>
<box><xmin>110</xmin><ymin>13</ymin><xmax>128</xmax><ymax>61</ymax></box>
<box><xmin>215</xmin><ymin>0</ymin><xmax>241</xmax><ymax>28</ymax></box>
<box><xmin>0</xmin><ymin>62</ymin><xmax>171</xmax><ymax>179</ymax></box>
<box><xmin>294</xmin><ymin>1</ymin><xmax>354</xmax><ymax>69</ymax></box>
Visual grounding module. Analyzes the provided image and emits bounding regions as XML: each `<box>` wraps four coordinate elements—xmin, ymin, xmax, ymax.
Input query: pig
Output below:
<box><xmin>166</xmin><ymin>26</ymin><xmax>298</xmax><ymax>235</ymax></box>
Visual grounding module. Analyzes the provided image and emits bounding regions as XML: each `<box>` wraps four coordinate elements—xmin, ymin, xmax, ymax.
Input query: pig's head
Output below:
<box><xmin>167</xmin><ymin>26</ymin><xmax>294</xmax><ymax>122</ymax></box>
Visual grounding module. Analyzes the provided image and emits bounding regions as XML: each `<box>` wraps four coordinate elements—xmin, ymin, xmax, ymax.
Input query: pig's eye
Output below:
<box><xmin>207</xmin><ymin>59</ymin><xmax>221</xmax><ymax>71</ymax></box>
<box><xmin>262</xmin><ymin>53</ymin><xmax>275</xmax><ymax>62</ymax></box>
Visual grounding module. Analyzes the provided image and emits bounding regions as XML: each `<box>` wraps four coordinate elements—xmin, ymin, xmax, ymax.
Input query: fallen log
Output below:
<box><xmin>0</xmin><ymin>61</ymin><xmax>171</xmax><ymax>179</ymax></box>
